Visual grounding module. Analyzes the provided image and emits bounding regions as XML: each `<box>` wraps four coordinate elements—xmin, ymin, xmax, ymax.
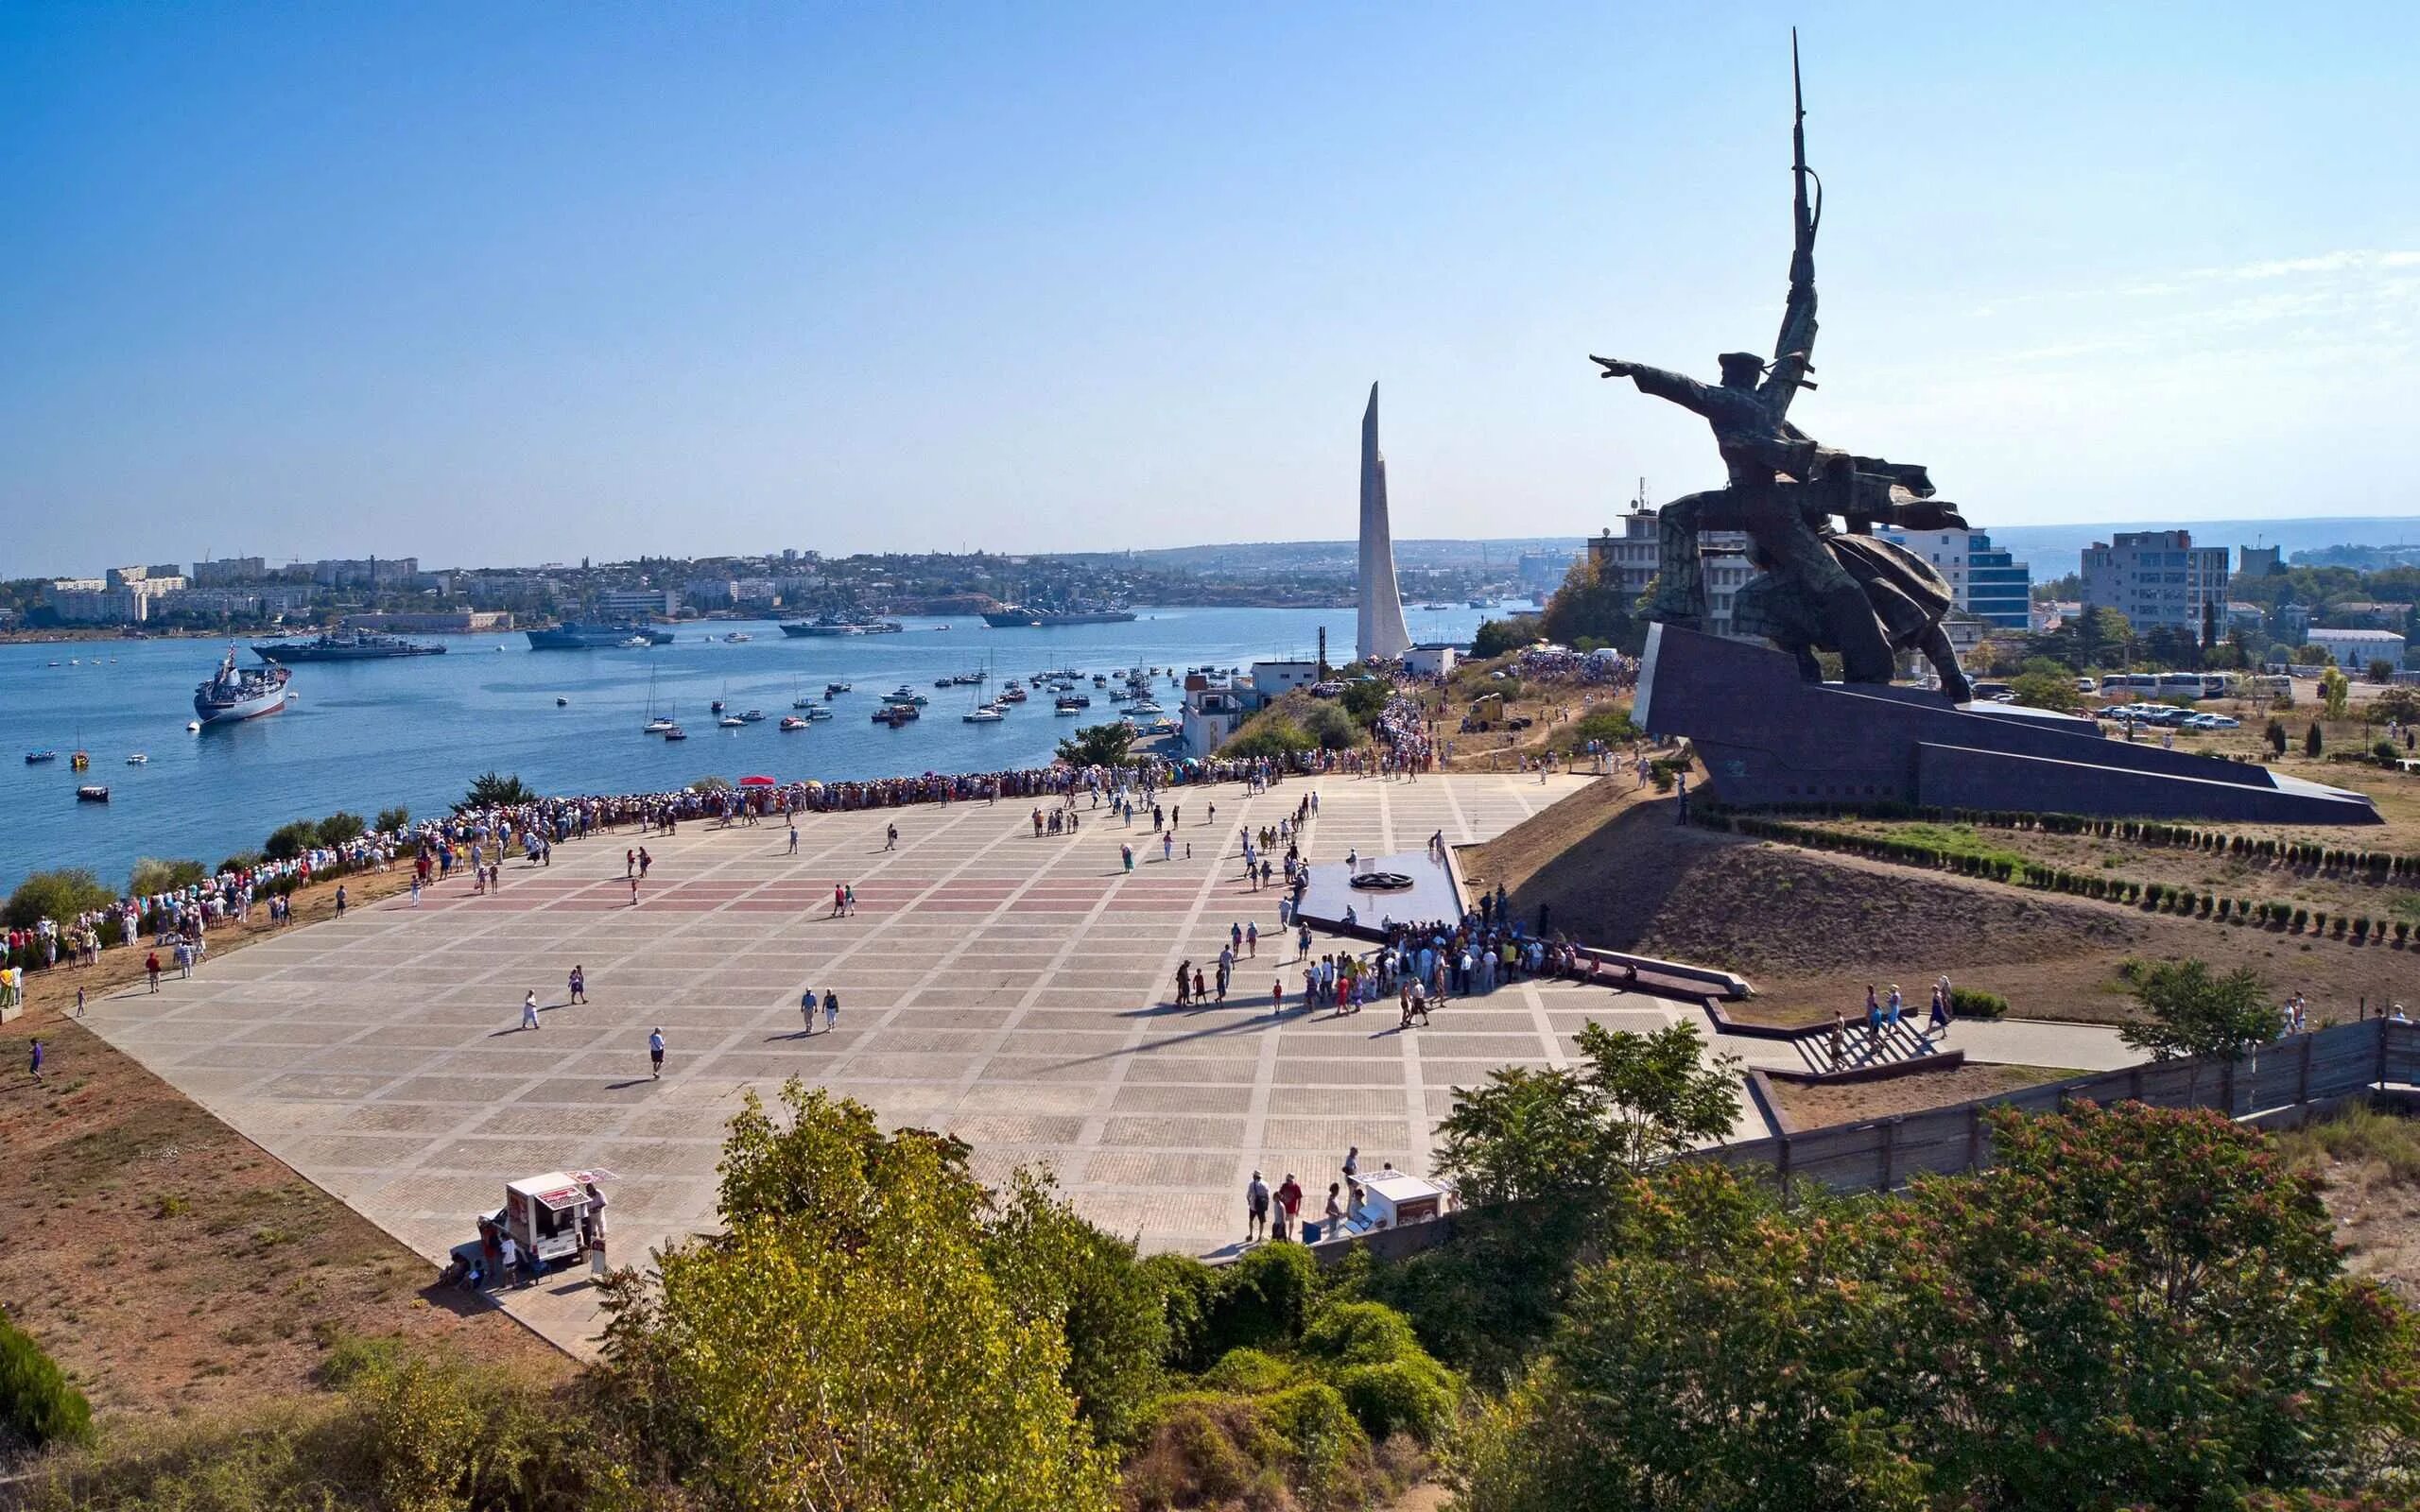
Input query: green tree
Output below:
<box><xmin>2117</xmin><ymin>958</ymin><xmax>2277</xmax><ymax>1098</ymax></box>
<box><xmin>1056</xmin><ymin>721</ymin><xmax>1135</xmax><ymax>767</ymax></box>
<box><xmin>2323</xmin><ymin>665</ymin><xmax>2353</xmax><ymax>720</ymax></box>
<box><xmin>592</xmin><ymin>1082</ymin><xmax>1118</xmax><ymax>1510</ymax></box>
<box><xmin>374</xmin><ymin>805</ymin><xmax>411</xmax><ymax>835</ymax></box>
<box><xmin>687</xmin><ymin>775</ymin><xmax>733</xmax><ymax>794</ymax></box>
<box><xmin>1433</xmin><ymin>1020</ymin><xmax>1739</xmax><ymax>1205</ymax></box>
<box><xmin>983</xmin><ymin>1171</ymin><xmax>1169</xmax><ymax>1447</ymax></box>
<box><xmin>315</xmin><ymin>811</ymin><xmax>367</xmax><ymax>847</ymax></box>
<box><xmin>2265</xmin><ymin>716</ymin><xmax>2290</xmax><ymax>755</ymax></box>
<box><xmin>2370</xmin><ymin>658</ymin><xmax>2398</xmax><ymax>684</ymax></box>
<box><xmin>1472</xmin><ymin>615</ymin><xmax>1544</xmax><ymax>659</ymax></box>
<box><xmin>458</xmin><ymin>771</ymin><xmax>537</xmax><ymax>810</ymax></box>
<box><xmin>1338</xmin><ymin>678</ymin><xmax>1392</xmax><ymax>725</ymax></box>
<box><xmin>127</xmin><ymin>857</ymin><xmax>207</xmax><ymax>896</ymax></box>
<box><xmin>2306</xmin><ymin>721</ymin><xmax>2325</xmax><ymax>757</ymax></box>
<box><xmin>1457</xmin><ymin>1105</ymin><xmax>2420</xmax><ymax>1512</ymax></box>
<box><xmin>6</xmin><ymin>868</ymin><xmax>115</xmax><ymax>928</ymax></box>
<box><xmin>2010</xmin><ymin>670</ymin><xmax>2083</xmax><ymax>713</ymax></box>
<box><xmin>1540</xmin><ymin>558</ymin><xmax>1638</xmax><ymax>652</ymax></box>
<box><xmin>1220</xmin><ymin>717</ymin><xmax>1313</xmax><ymax>760</ymax></box>
<box><xmin>1299</xmin><ymin>701</ymin><xmax>1358</xmax><ymax>750</ymax></box>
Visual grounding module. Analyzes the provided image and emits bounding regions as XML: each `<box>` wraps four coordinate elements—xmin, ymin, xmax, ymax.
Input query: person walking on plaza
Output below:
<box><xmin>630</xmin><ymin>874</ymin><xmax>640</xmax><ymax>907</ymax></box>
<box><xmin>1120</xmin><ymin>842</ymin><xmax>1134</xmax><ymax>873</ymax></box>
<box><xmin>334</xmin><ymin>884</ymin><xmax>347</xmax><ymax>920</ymax></box>
<box><xmin>1864</xmin><ymin>986</ymin><xmax>1881</xmax><ymax>1048</ymax></box>
<box><xmin>1273</xmin><ymin>1174</ymin><xmax>1303</xmax><ymax>1242</ymax></box>
<box><xmin>1245</xmin><ymin>921</ymin><xmax>1258</xmax><ymax>958</ymax></box>
<box><xmin>27</xmin><ymin>1038</ymin><xmax>43</xmax><ymax>1085</ymax></box>
<box><xmin>823</xmin><ymin>988</ymin><xmax>839</xmax><ymax>1036</ymax></box>
<box><xmin>648</xmin><ymin>1027</ymin><xmax>666</xmax><ymax>1079</ymax></box>
<box><xmin>74</xmin><ymin>987</ymin><xmax>85</xmax><ymax>1019</ymax></box>
<box><xmin>832</xmin><ymin>884</ymin><xmax>847</xmax><ymax>919</ymax></box>
<box><xmin>569</xmin><ymin>965</ymin><xmax>586</xmax><ymax>1005</ymax></box>
<box><xmin>522</xmin><ymin>990</ymin><xmax>541</xmax><ymax>1031</ymax></box>
<box><xmin>885</xmin><ymin>822</ymin><xmax>899</xmax><ymax>851</ymax></box>
<box><xmin>844</xmin><ymin>883</ymin><xmax>857</xmax><ymax>917</ymax></box>
<box><xmin>410</xmin><ymin>875</ymin><xmax>423</xmax><ymax>907</ymax></box>
<box><xmin>802</xmin><ymin>988</ymin><xmax>818</xmax><ymax>1035</ymax></box>
<box><xmin>1927</xmin><ymin>980</ymin><xmax>1951</xmax><ymax>1039</ymax></box>
<box><xmin>1272</xmin><ymin>977</ymin><xmax>1286</xmax><ymax>1016</ymax></box>
<box><xmin>1245</xmin><ymin>1171</ymin><xmax>1270</xmax><ymax>1242</ymax></box>
<box><xmin>146</xmin><ymin>951</ymin><xmax>161</xmax><ymax>992</ymax></box>
<box><xmin>787</xmin><ymin>820</ymin><xmax>800</xmax><ymax>856</ymax></box>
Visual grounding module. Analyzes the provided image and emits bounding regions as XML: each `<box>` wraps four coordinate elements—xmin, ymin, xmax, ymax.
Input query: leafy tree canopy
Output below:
<box><xmin>458</xmin><ymin>770</ymin><xmax>538</xmax><ymax>810</ymax></box>
<box><xmin>1057</xmin><ymin>721</ymin><xmax>1135</xmax><ymax>768</ymax></box>
<box><xmin>2118</xmin><ymin>957</ymin><xmax>2277</xmax><ymax>1065</ymax></box>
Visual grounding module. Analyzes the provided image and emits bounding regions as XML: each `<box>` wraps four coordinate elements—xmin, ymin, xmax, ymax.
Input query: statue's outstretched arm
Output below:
<box><xmin>1589</xmin><ymin>356</ymin><xmax>1720</xmax><ymax>420</ymax></box>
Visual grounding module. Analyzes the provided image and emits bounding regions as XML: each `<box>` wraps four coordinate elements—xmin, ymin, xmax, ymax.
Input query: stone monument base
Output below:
<box><xmin>1634</xmin><ymin>624</ymin><xmax>2380</xmax><ymax>826</ymax></box>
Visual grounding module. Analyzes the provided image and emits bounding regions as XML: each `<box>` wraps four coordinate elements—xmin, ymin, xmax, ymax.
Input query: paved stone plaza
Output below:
<box><xmin>87</xmin><ymin>772</ymin><xmax>1705</xmax><ymax>1349</ymax></box>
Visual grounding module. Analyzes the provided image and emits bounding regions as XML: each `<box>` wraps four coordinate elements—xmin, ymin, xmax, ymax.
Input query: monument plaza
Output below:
<box><xmin>76</xmin><ymin>771</ymin><xmax>1701</xmax><ymax>1351</ymax></box>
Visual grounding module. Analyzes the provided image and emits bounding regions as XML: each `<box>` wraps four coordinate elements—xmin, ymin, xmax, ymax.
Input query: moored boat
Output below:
<box><xmin>194</xmin><ymin>646</ymin><xmax>292</xmax><ymax>726</ymax></box>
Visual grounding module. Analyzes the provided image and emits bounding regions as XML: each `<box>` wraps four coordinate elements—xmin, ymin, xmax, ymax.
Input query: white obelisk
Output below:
<box><xmin>1356</xmin><ymin>383</ymin><xmax>1412</xmax><ymax>662</ymax></box>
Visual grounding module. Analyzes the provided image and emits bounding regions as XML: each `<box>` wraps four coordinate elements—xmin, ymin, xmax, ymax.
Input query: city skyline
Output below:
<box><xmin>6</xmin><ymin>4</ymin><xmax>2416</xmax><ymax>570</ymax></box>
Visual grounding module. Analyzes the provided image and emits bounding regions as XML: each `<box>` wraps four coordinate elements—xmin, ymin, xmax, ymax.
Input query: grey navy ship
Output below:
<box><xmin>195</xmin><ymin>646</ymin><xmax>292</xmax><ymax>725</ymax></box>
<box><xmin>525</xmin><ymin>621</ymin><xmax>677</xmax><ymax>649</ymax></box>
<box><xmin>251</xmin><ymin>628</ymin><xmax>446</xmax><ymax>662</ymax></box>
<box><xmin>980</xmin><ymin>601</ymin><xmax>1138</xmax><ymax>628</ymax></box>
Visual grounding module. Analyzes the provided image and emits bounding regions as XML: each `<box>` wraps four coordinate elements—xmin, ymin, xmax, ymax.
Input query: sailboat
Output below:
<box><xmin>642</xmin><ymin>666</ymin><xmax>676</xmax><ymax>734</ymax></box>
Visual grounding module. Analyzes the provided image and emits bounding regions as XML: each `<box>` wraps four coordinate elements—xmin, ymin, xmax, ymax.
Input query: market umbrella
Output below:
<box><xmin>737</xmin><ymin>775</ymin><xmax>777</xmax><ymax>787</ymax></box>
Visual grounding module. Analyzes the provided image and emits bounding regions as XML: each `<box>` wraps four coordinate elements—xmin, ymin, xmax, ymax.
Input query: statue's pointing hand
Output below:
<box><xmin>1590</xmin><ymin>355</ymin><xmax>1636</xmax><ymax>379</ymax></box>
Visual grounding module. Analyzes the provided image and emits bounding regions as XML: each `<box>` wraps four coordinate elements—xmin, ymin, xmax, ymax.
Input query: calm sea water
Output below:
<box><xmin>0</xmin><ymin>604</ymin><xmax>1494</xmax><ymax>894</ymax></box>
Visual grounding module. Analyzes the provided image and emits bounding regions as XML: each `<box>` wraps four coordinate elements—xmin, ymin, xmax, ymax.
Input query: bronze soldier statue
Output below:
<box><xmin>1590</xmin><ymin>34</ymin><xmax>1972</xmax><ymax>700</ymax></box>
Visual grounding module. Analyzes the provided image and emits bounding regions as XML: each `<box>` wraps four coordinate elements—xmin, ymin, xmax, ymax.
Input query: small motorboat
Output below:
<box><xmin>792</xmin><ymin>696</ymin><xmax>818</xmax><ymax>709</ymax></box>
<box><xmin>934</xmin><ymin>678</ymin><xmax>953</xmax><ymax>689</ymax></box>
<box><xmin>779</xmin><ymin>715</ymin><xmax>808</xmax><ymax>730</ymax></box>
<box><xmin>77</xmin><ymin>785</ymin><xmax>110</xmax><ymax>803</ymax></box>
<box><xmin>126</xmin><ymin>753</ymin><xmax>147</xmax><ymax>765</ymax></box>
<box><xmin>718</xmin><ymin>715</ymin><xmax>746</xmax><ymax>729</ymax></box>
<box><xmin>619</xmin><ymin>636</ymin><xmax>652</xmax><ymax>648</ymax></box>
<box><xmin>825</xmin><ymin>682</ymin><xmax>852</xmax><ymax>695</ymax></box>
<box><xmin>806</xmin><ymin>705</ymin><xmax>833</xmax><ymax>721</ymax></box>
<box><xmin>25</xmin><ymin>750</ymin><xmax>57</xmax><ymax>765</ymax></box>
<box><xmin>711</xmin><ymin>698</ymin><xmax>727</xmax><ymax>713</ymax></box>
<box><xmin>663</xmin><ymin>724</ymin><xmax>688</xmax><ymax>740</ymax></box>
<box><xmin>962</xmin><ymin>705</ymin><xmax>1005</xmax><ymax>723</ymax></box>
<box><xmin>645</xmin><ymin>716</ymin><xmax>677</xmax><ymax>734</ymax></box>
<box><xmin>1054</xmin><ymin>699</ymin><xmax>1083</xmax><ymax>716</ymax></box>
<box><xmin>556</xmin><ymin>696</ymin><xmax>569</xmax><ymax>707</ymax></box>
<box><xmin>740</xmin><ymin>709</ymin><xmax>766</xmax><ymax>723</ymax></box>
<box><xmin>724</xmin><ymin>631</ymin><xmax>752</xmax><ymax>643</ymax></box>
<box><xmin>70</xmin><ymin>751</ymin><xmax>90</xmax><ymax>771</ymax></box>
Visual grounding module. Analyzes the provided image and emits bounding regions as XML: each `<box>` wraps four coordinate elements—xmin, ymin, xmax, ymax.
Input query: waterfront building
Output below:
<box><xmin>1180</xmin><ymin>680</ymin><xmax>1253</xmax><ymax>754</ymax></box>
<box><xmin>2081</xmin><ymin>530</ymin><xmax>2230</xmax><ymax>634</ymax></box>
<box><xmin>597</xmin><ymin>588</ymin><xmax>676</xmax><ymax>619</ymax></box>
<box><xmin>1251</xmin><ymin>660</ymin><xmax>1321</xmax><ymax>697</ymax></box>
<box><xmin>1355</xmin><ymin>384</ymin><xmax>1412</xmax><ymax>662</ymax></box>
<box><xmin>46</xmin><ymin>586</ymin><xmax>149</xmax><ymax>624</ymax></box>
<box><xmin>1516</xmin><ymin>550</ymin><xmax>1575</xmax><ymax>591</ymax></box>
<box><xmin>342</xmin><ymin>610</ymin><xmax>514</xmax><ymax>633</ymax></box>
<box><xmin>1402</xmin><ymin>644</ymin><xmax>1460</xmax><ymax>679</ymax></box>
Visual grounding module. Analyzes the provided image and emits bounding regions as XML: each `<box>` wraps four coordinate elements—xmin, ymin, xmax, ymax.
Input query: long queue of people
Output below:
<box><xmin>4</xmin><ymin>742</ymin><xmax>1381</xmax><ymax>985</ymax></box>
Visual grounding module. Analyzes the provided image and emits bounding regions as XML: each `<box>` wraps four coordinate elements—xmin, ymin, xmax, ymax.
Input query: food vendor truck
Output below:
<box><xmin>503</xmin><ymin>1172</ymin><xmax>595</xmax><ymax>1268</ymax></box>
<box><xmin>1356</xmin><ymin>1171</ymin><xmax>1446</xmax><ymax>1230</ymax></box>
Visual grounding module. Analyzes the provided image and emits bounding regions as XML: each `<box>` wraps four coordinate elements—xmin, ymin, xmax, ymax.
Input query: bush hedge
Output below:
<box><xmin>0</xmin><ymin>1305</ymin><xmax>93</xmax><ymax>1450</ymax></box>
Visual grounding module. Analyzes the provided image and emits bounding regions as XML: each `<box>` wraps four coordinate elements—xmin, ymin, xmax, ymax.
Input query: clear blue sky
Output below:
<box><xmin>5</xmin><ymin>3</ymin><xmax>2414</xmax><ymax>576</ymax></box>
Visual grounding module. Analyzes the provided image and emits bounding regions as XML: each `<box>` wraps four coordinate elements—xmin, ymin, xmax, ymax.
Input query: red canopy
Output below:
<box><xmin>737</xmin><ymin>775</ymin><xmax>777</xmax><ymax>786</ymax></box>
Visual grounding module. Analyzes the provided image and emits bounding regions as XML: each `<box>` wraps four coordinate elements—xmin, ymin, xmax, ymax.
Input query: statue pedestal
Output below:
<box><xmin>1634</xmin><ymin>624</ymin><xmax>2380</xmax><ymax>826</ymax></box>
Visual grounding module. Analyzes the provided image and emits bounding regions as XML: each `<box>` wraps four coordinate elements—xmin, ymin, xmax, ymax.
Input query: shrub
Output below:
<box><xmin>0</xmin><ymin>1305</ymin><xmax>94</xmax><ymax>1449</ymax></box>
<box><xmin>1140</xmin><ymin>1252</ymin><xmax>1222</xmax><ymax>1374</ymax></box>
<box><xmin>128</xmin><ymin>857</ymin><xmax>207</xmax><ymax>897</ymax></box>
<box><xmin>2305</xmin><ymin>722</ymin><xmax>2324</xmax><ymax>757</ymax></box>
<box><xmin>262</xmin><ymin>819</ymin><xmax>321</xmax><ymax>862</ymax></box>
<box><xmin>1200</xmin><ymin>1348</ymin><xmax>1299</xmax><ymax>1395</ymax></box>
<box><xmin>1949</xmin><ymin>988</ymin><xmax>2009</xmax><ymax>1021</ymax></box>
<box><xmin>1205</xmin><ymin>1243</ymin><xmax>1318</xmax><ymax>1358</ymax></box>
<box><xmin>1335</xmin><ymin>1358</ymin><xmax>1460</xmax><ymax>1445</ymax></box>
<box><xmin>1260</xmin><ymin>1381</ymin><xmax>1369</xmax><ymax>1486</ymax></box>
<box><xmin>1301</xmin><ymin>702</ymin><xmax>1360</xmax><ymax>751</ymax></box>
<box><xmin>314</xmin><ymin>811</ymin><xmax>367</xmax><ymax>847</ymax></box>
<box><xmin>215</xmin><ymin>851</ymin><xmax>263</xmax><ymax>877</ymax></box>
<box><xmin>1303</xmin><ymin>1300</ymin><xmax>1424</xmax><ymax>1366</ymax></box>
<box><xmin>373</xmin><ymin>806</ymin><xmax>411</xmax><ymax>835</ymax></box>
<box><xmin>687</xmin><ymin>775</ymin><xmax>732</xmax><ymax>794</ymax></box>
<box><xmin>4</xmin><ymin>868</ymin><xmax>114</xmax><ymax>930</ymax></box>
<box><xmin>2292</xmin><ymin>907</ymin><xmax>2309</xmax><ymax>932</ymax></box>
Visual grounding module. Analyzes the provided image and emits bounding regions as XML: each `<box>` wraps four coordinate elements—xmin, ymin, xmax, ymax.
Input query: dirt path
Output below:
<box><xmin>1</xmin><ymin>864</ymin><xmax>569</xmax><ymax>1422</ymax></box>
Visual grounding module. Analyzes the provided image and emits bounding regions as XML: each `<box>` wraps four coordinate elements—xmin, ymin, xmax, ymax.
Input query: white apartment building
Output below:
<box><xmin>2081</xmin><ymin>530</ymin><xmax>2230</xmax><ymax>633</ymax></box>
<box><xmin>597</xmin><ymin>588</ymin><xmax>676</xmax><ymax>619</ymax></box>
<box><xmin>1587</xmin><ymin>507</ymin><xmax>1755</xmax><ymax>639</ymax></box>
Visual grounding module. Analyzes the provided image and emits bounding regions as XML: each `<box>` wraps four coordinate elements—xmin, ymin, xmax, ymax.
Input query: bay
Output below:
<box><xmin>0</xmin><ymin>604</ymin><xmax>1495</xmax><ymax>894</ymax></box>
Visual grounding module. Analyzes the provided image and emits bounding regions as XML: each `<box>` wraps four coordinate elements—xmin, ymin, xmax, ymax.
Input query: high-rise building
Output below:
<box><xmin>1355</xmin><ymin>384</ymin><xmax>1412</xmax><ymax>662</ymax></box>
<box><xmin>1879</xmin><ymin>526</ymin><xmax>2031</xmax><ymax>630</ymax></box>
<box><xmin>2081</xmin><ymin>530</ymin><xmax>2230</xmax><ymax>633</ymax></box>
